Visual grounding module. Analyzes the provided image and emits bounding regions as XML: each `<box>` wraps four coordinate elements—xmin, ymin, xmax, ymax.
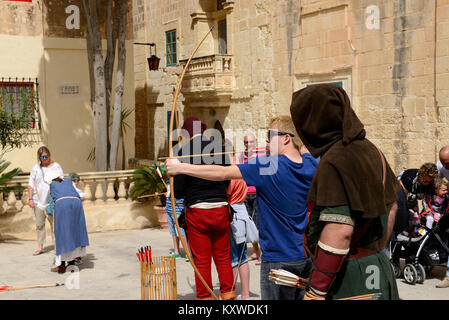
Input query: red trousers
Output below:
<box><xmin>186</xmin><ymin>206</ymin><xmax>234</xmax><ymax>299</ymax></box>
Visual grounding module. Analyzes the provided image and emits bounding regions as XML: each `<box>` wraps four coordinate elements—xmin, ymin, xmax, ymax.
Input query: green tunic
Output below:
<box><xmin>306</xmin><ymin>205</ymin><xmax>399</xmax><ymax>300</ymax></box>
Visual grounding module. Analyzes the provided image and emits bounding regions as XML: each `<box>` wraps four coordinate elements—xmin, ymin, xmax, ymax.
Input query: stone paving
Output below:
<box><xmin>0</xmin><ymin>227</ymin><xmax>448</xmax><ymax>300</ymax></box>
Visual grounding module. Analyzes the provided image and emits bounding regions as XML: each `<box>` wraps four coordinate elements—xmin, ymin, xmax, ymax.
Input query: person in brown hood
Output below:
<box><xmin>290</xmin><ymin>83</ymin><xmax>401</xmax><ymax>300</ymax></box>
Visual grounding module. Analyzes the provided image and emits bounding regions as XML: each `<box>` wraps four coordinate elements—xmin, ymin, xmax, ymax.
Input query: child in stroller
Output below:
<box><xmin>419</xmin><ymin>177</ymin><xmax>449</xmax><ymax>232</ymax></box>
<box><xmin>390</xmin><ymin>210</ymin><xmax>449</xmax><ymax>285</ymax></box>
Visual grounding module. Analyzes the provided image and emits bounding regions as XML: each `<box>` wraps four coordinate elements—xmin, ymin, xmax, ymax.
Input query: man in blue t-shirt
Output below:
<box><xmin>166</xmin><ymin>115</ymin><xmax>318</xmax><ymax>300</ymax></box>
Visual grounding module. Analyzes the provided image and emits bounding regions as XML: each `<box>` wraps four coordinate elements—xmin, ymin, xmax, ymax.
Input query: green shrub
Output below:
<box><xmin>128</xmin><ymin>162</ymin><xmax>168</xmax><ymax>205</ymax></box>
<box><xmin>0</xmin><ymin>159</ymin><xmax>23</xmax><ymax>194</ymax></box>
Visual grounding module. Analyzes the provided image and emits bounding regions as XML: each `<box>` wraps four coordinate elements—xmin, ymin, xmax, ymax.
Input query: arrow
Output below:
<box><xmin>0</xmin><ymin>283</ymin><xmax>64</xmax><ymax>291</ymax></box>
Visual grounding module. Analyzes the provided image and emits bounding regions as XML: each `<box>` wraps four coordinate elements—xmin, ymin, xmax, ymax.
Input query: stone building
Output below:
<box><xmin>0</xmin><ymin>0</ymin><xmax>135</xmax><ymax>173</ymax></box>
<box><xmin>0</xmin><ymin>1</ymin><xmax>167</xmax><ymax>241</ymax></box>
<box><xmin>133</xmin><ymin>0</ymin><xmax>449</xmax><ymax>173</ymax></box>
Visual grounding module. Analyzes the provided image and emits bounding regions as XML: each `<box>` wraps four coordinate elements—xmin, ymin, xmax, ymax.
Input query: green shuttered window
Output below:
<box><xmin>166</xmin><ymin>29</ymin><xmax>177</xmax><ymax>66</ymax></box>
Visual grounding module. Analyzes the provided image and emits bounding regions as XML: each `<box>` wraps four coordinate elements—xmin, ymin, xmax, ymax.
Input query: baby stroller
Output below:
<box><xmin>389</xmin><ymin>215</ymin><xmax>449</xmax><ymax>285</ymax></box>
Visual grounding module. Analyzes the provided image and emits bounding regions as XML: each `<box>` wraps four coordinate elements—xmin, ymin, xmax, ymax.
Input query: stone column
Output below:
<box><xmin>83</xmin><ymin>180</ymin><xmax>93</xmax><ymax>202</ymax></box>
<box><xmin>0</xmin><ymin>193</ymin><xmax>4</xmax><ymax>214</ymax></box>
<box><xmin>94</xmin><ymin>179</ymin><xmax>105</xmax><ymax>202</ymax></box>
<box><xmin>7</xmin><ymin>190</ymin><xmax>17</xmax><ymax>213</ymax></box>
<box><xmin>21</xmin><ymin>188</ymin><xmax>29</xmax><ymax>210</ymax></box>
<box><xmin>117</xmin><ymin>178</ymin><xmax>128</xmax><ymax>202</ymax></box>
<box><xmin>105</xmin><ymin>179</ymin><xmax>116</xmax><ymax>203</ymax></box>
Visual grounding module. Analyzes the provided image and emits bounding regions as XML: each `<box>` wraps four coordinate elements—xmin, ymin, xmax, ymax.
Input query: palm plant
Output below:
<box><xmin>0</xmin><ymin>159</ymin><xmax>23</xmax><ymax>194</ymax></box>
<box><xmin>119</xmin><ymin>107</ymin><xmax>133</xmax><ymax>170</ymax></box>
<box><xmin>128</xmin><ymin>162</ymin><xmax>168</xmax><ymax>205</ymax></box>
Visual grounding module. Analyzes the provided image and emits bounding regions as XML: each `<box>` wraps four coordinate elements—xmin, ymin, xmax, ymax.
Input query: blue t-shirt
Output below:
<box><xmin>237</xmin><ymin>154</ymin><xmax>318</xmax><ymax>262</ymax></box>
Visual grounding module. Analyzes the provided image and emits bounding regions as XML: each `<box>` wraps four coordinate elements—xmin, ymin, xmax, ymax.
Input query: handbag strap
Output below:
<box><xmin>34</xmin><ymin>166</ymin><xmax>45</xmax><ymax>201</ymax></box>
<box><xmin>35</xmin><ymin>166</ymin><xmax>49</xmax><ymax>202</ymax></box>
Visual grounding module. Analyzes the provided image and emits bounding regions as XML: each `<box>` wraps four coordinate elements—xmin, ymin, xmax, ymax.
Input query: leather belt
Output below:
<box><xmin>55</xmin><ymin>196</ymin><xmax>80</xmax><ymax>203</ymax></box>
<box><xmin>187</xmin><ymin>198</ymin><xmax>227</xmax><ymax>207</ymax></box>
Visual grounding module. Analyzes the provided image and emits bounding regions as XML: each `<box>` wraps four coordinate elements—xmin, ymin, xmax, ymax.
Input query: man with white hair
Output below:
<box><xmin>437</xmin><ymin>146</ymin><xmax>449</xmax><ymax>180</ymax></box>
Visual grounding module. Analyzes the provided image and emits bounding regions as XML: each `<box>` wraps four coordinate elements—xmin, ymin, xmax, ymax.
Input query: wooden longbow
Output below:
<box><xmin>168</xmin><ymin>26</ymin><xmax>218</xmax><ymax>300</ymax></box>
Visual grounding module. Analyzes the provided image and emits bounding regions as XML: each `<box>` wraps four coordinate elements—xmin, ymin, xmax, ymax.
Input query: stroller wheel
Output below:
<box><xmin>415</xmin><ymin>264</ymin><xmax>426</xmax><ymax>284</ymax></box>
<box><xmin>403</xmin><ymin>264</ymin><xmax>418</xmax><ymax>285</ymax></box>
<box><xmin>390</xmin><ymin>259</ymin><xmax>402</xmax><ymax>278</ymax></box>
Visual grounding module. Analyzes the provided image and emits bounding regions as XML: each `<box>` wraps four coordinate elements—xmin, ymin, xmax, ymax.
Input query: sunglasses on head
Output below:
<box><xmin>40</xmin><ymin>155</ymin><xmax>49</xmax><ymax>160</ymax></box>
<box><xmin>267</xmin><ymin>130</ymin><xmax>294</xmax><ymax>140</ymax></box>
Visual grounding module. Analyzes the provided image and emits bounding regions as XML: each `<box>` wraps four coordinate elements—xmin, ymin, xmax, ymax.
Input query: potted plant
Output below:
<box><xmin>128</xmin><ymin>162</ymin><xmax>169</xmax><ymax>229</ymax></box>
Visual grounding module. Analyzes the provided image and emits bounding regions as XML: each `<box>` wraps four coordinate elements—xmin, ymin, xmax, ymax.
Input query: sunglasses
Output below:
<box><xmin>267</xmin><ymin>130</ymin><xmax>294</xmax><ymax>140</ymax></box>
<box><xmin>244</xmin><ymin>140</ymin><xmax>255</xmax><ymax>144</ymax></box>
<box><xmin>39</xmin><ymin>155</ymin><xmax>49</xmax><ymax>160</ymax></box>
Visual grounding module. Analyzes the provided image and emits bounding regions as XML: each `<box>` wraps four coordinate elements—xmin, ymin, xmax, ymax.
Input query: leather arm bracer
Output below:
<box><xmin>304</xmin><ymin>241</ymin><xmax>349</xmax><ymax>299</ymax></box>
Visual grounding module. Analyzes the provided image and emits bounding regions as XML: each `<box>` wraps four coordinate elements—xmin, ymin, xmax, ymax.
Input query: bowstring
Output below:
<box><xmin>230</xmin><ymin>209</ymin><xmax>250</xmax><ymax>295</ymax></box>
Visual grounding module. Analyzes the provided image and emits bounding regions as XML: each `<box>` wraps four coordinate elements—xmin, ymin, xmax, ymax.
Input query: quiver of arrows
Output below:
<box><xmin>268</xmin><ymin>269</ymin><xmax>309</xmax><ymax>289</ymax></box>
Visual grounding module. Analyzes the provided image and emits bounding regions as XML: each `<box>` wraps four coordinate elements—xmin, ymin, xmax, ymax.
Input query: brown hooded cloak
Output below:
<box><xmin>290</xmin><ymin>84</ymin><xmax>400</xmax><ymax>218</ymax></box>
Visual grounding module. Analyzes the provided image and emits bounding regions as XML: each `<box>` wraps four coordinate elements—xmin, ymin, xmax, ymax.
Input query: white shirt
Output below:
<box><xmin>437</xmin><ymin>160</ymin><xmax>449</xmax><ymax>180</ymax></box>
<box><xmin>73</xmin><ymin>183</ymin><xmax>86</xmax><ymax>200</ymax></box>
<box><xmin>28</xmin><ymin>162</ymin><xmax>63</xmax><ymax>210</ymax></box>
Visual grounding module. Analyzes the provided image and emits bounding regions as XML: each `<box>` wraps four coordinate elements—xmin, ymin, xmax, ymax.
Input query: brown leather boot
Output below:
<box><xmin>219</xmin><ymin>291</ymin><xmax>236</xmax><ymax>300</ymax></box>
<box><xmin>51</xmin><ymin>262</ymin><xmax>66</xmax><ymax>274</ymax></box>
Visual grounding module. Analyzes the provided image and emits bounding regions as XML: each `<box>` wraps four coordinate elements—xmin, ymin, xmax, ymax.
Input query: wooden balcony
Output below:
<box><xmin>179</xmin><ymin>54</ymin><xmax>234</xmax><ymax>108</ymax></box>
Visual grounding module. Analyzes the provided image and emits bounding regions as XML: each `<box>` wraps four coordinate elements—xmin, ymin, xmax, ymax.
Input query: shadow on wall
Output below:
<box><xmin>135</xmin><ymin>76</ymin><xmax>232</xmax><ymax>162</ymax></box>
<box><xmin>135</xmin><ymin>85</ymin><xmax>156</xmax><ymax>160</ymax></box>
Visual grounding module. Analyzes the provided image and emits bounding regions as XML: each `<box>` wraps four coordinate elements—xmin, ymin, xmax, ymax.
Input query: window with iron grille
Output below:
<box><xmin>0</xmin><ymin>79</ymin><xmax>39</xmax><ymax>129</ymax></box>
<box><xmin>166</xmin><ymin>29</ymin><xmax>177</xmax><ymax>67</ymax></box>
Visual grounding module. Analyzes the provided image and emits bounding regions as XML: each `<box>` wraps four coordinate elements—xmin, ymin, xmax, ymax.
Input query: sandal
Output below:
<box><xmin>33</xmin><ymin>250</ymin><xmax>43</xmax><ymax>256</ymax></box>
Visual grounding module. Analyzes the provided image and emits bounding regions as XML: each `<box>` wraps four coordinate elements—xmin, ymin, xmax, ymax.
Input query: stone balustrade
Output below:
<box><xmin>0</xmin><ymin>170</ymin><xmax>162</xmax><ymax>240</ymax></box>
<box><xmin>1</xmin><ymin>170</ymin><xmax>135</xmax><ymax>213</ymax></box>
<box><xmin>180</xmin><ymin>54</ymin><xmax>233</xmax><ymax>74</ymax></box>
<box><xmin>179</xmin><ymin>54</ymin><xmax>234</xmax><ymax>108</ymax></box>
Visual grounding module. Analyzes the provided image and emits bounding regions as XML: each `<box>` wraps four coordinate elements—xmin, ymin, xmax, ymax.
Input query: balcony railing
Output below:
<box><xmin>179</xmin><ymin>54</ymin><xmax>234</xmax><ymax>107</ymax></box>
<box><xmin>0</xmin><ymin>169</ymin><xmax>165</xmax><ymax>240</ymax></box>
<box><xmin>1</xmin><ymin>170</ymin><xmax>135</xmax><ymax>213</ymax></box>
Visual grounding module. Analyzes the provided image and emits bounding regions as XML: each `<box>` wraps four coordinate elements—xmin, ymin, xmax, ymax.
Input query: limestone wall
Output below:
<box><xmin>133</xmin><ymin>0</ymin><xmax>449</xmax><ymax>174</ymax></box>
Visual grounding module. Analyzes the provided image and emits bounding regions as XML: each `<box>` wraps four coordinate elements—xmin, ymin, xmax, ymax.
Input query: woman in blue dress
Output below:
<box><xmin>44</xmin><ymin>170</ymin><xmax>89</xmax><ymax>273</ymax></box>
